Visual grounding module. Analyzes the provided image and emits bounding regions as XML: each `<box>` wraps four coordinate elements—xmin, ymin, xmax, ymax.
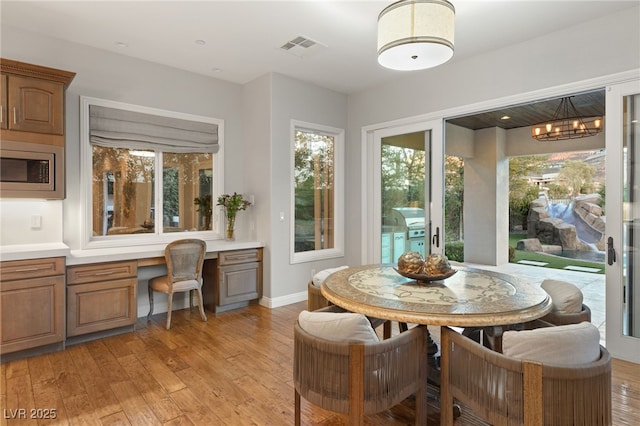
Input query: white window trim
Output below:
<box><xmin>290</xmin><ymin>120</ymin><xmax>345</xmax><ymax>264</ymax></box>
<box><xmin>79</xmin><ymin>96</ymin><xmax>224</xmax><ymax>249</ymax></box>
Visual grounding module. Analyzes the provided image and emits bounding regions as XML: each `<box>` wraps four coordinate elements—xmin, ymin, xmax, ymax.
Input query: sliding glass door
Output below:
<box><xmin>606</xmin><ymin>79</ymin><xmax>640</xmax><ymax>362</ymax></box>
<box><xmin>367</xmin><ymin>120</ymin><xmax>444</xmax><ymax>264</ymax></box>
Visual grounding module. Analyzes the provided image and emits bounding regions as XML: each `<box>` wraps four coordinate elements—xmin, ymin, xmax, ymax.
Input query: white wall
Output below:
<box><xmin>0</xmin><ymin>26</ymin><xmax>246</xmax><ymax>251</ymax></box>
<box><xmin>345</xmin><ymin>5</ymin><xmax>640</xmax><ymax>265</ymax></box>
<box><xmin>464</xmin><ymin>128</ymin><xmax>509</xmax><ymax>265</ymax></box>
<box><xmin>267</xmin><ymin>73</ymin><xmax>348</xmax><ymax>301</ymax></box>
<box><xmin>242</xmin><ymin>74</ymin><xmax>273</xmax><ymax>298</ymax></box>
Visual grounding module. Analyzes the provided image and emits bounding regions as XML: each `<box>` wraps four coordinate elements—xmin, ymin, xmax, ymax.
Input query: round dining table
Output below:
<box><xmin>321</xmin><ymin>263</ymin><xmax>552</xmax><ymax>327</ymax></box>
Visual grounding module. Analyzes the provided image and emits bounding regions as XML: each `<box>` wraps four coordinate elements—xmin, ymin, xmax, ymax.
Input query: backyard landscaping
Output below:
<box><xmin>509</xmin><ymin>232</ymin><xmax>605</xmax><ymax>274</ymax></box>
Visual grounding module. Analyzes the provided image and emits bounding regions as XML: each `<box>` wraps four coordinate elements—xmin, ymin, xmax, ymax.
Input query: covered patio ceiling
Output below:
<box><xmin>446</xmin><ymin>90</ymin><xmax>605</xmax><ymax>131</ymax></box>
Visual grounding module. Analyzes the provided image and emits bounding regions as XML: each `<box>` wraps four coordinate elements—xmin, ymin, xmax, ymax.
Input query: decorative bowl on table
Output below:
<box><xmin>395</xmin><ymin>252</ymin><xmax>456</xmax><ymax>283</ymax></box>
<box><xmin>393</xmin><ymin>267</ymin><xmax>457</xmax><ymax>282</ymax></box>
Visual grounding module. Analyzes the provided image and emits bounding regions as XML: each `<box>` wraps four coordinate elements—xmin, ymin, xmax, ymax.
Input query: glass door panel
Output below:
<box><xmin>370</xmin><ymin>119</ymin><xmax>444</xmax><ymax>265</ymax></box>
<box><xmin>605</xmin><ymin>80</ymin><xmax>640</xmax><ymax>362</ymax></box>
<box><xmin>381</xmin><ymin>131</ymin><xmax>429</xmax><ymax>263</ymax></box>
<box><xmin>622</xmin><ymin>92</ymin><xmax>640</xmax><ymax>337</ymax></box>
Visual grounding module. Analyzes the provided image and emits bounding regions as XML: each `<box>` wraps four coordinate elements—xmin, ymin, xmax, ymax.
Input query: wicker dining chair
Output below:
<box><xmin>539</xmin><ymin>279</ymin><xmax>592</xmax><ymax>325</ymax></box>
<box><xmin>440</xmin><ymin>324</ymin><xmax>612</xmax><ymax>426</ymax></box>
<box><xmin>307</xmin><ymin>280</ymin><xmax>331</xmax><ymax>311</ymax></box>
<box><xmin>308</xmin><ymin>280</ymin><xmax>403</xmax><ymax>339</ymax></box>
<box><xmin>148</xmin><ymin>239</ymin><xmax>208</xmax><ymax>329</ymax></box>
<box><xmin>293</xmin><ymin>306</ymin><xmax>429</xmax><ymax>425</ymax></box>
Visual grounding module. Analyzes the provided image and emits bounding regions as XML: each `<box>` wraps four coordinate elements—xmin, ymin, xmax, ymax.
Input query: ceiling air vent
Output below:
<box><xmin>279</xmin><ymin>35</ymin><xmax>326</xmax><ymax>58</ymax></box>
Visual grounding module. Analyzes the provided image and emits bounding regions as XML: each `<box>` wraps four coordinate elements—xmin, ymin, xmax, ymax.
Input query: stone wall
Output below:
<box><xmin>526</xmin><ymin>196</ymin><xmax>600</xmax><ymax>251</ymax></box>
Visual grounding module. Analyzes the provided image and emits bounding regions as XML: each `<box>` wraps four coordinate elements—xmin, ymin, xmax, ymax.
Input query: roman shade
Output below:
<box><xmin>89</xmin><ymin>105</ymin><xmax>218</xmax><ymax>153</ymax></box>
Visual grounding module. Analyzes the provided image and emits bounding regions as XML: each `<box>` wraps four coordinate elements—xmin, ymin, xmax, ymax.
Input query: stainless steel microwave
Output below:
<box><xmin>0</xmin><ymin>140</ymin><xmax>64</xmax><ymax>199</ymax></box>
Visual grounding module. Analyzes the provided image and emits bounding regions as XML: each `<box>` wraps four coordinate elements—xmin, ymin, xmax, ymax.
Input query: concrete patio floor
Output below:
<box><xmin>465</xmin><ymin>261</ymin><xmax>606</xmax><ymax>345</ymax></box>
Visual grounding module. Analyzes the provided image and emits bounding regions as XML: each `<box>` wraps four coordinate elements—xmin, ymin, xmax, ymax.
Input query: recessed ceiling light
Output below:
<box><xmin>115</xmin><ymin>41</ymin><xmax>128</xmax><ymax>48</ymax></box>
<box><xmin>501</xmin><ymin>115</ymin><xmax>511</xmax><ymax>120</ymax></box>
<box><xmin>211</xmin><ymin>67</ymin><xmax>221</xmax><ymax>73</ymax></box>
<box><xmin>195</xmin><ymin>39</ymin><xmax>206</xmax><ymax>45</ymax></box>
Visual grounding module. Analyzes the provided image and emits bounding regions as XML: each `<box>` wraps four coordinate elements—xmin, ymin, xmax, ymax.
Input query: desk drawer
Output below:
<box><xmin>0</xmin><ymin>257</ymin><xmax>65</xmax><ymax>281</ymax></box>
<box><xmin>67</xmin><ymin>261</ymin><xmax>137</xmax><ymax>285</ymax></box>
<box><xmin>218</xmin><ymin>249</ymin><xmax>262</xmax><ymax>266</ymax></box>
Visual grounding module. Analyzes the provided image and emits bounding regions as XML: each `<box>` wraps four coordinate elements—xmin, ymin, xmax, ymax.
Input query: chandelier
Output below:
<box><xmin>377</xmin><ymin>0</ymin><xmax>455</xmax><ymax>71</ymax></box>
<box><xmin>531</xmin><ymin>97</ymin><xmax>603</xmax><ymax>141</ymax></box>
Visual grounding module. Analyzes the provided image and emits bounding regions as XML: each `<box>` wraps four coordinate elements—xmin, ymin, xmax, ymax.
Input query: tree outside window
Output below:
<box><xmin>294</xmin><ymin>128</ymin><xmax>335</xmax><ymax>253</ymax></box>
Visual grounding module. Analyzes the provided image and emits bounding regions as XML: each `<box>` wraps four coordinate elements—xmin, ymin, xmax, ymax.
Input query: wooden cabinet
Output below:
<box><xmin>66</xmin><ymin>261</ymin><xmax>137</xmax><ymax>338</ymax></box>
<box><xmin>1</xmin><ymin>74</ymin><xmax>7</xmax><ymax>130</ymax></box>
<box><xmin>0</xmin><ymin>58</ymin><xmax>75</xmax><ymax>146</ymax></box>
<box><xmin>0</xmin><ymin>58</ymin><xmax>75</xmax><ymax>199</ymax></box>
<box><xmin>0</xmin><ymin>257</ymin><xmax>65</xmax><ymax>355</ymax></box>
<box><xmin>205</xmin><ymin>248</ymin><xmax>263</xmax><ymax>313</ymax></box>
<box><xmin>7</xmin><ymin>74</ymin><xmax>64</xmax><ymax>135</ymax></box>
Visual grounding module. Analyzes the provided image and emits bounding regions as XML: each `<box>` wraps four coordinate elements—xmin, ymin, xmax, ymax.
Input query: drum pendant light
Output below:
<box><xmin>377</xmin><ymin>0</ymin><xmax>455</xmax><ymax>71</ymax></box>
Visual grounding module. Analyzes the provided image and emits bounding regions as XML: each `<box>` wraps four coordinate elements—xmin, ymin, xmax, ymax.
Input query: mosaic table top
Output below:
<box><xmin>322</xmin><ymin>264</ymin><xmax>552</xmax><ymax>326</ymax></box>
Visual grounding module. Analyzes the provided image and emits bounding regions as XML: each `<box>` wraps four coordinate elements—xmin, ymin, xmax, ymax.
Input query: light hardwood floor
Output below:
<box><xmin>1</xmin><ymin>302</ymin><xmax>639</xmax><ymax>425</ymax></box>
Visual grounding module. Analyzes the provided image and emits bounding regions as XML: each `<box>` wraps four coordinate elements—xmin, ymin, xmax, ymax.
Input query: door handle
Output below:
<box><xmin>432</xmin><ymin>226</ymin><xmax>440</xmax><ymax>248</ymax></box>
<box><xmin>607</xmin><ymin>236</ymin><xmax>616</xmax><ymax>266</ymax></box>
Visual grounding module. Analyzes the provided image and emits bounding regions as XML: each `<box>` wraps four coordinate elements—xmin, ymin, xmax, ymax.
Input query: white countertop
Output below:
<box><xmin>0</xmin><ymin>242</ymin><xmax>71</xmax><ymax>262</ymax></box>
<box><xmin>1</xmin><ymin>240</ymin><xmax>264</xmax><ymax>265</ymax></box>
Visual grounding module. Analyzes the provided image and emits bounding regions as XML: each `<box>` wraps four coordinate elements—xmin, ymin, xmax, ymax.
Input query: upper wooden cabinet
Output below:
<box><xmin>8</xmin><ymin>75</ymin><xmax>64</xmax><ymax>135</ymax></box>
<box><xmin>0</xmin><ymin>58</ymin><xmax>75</xmax><ymax>147</ymax></box>
<box><xmin>0</xmin><ymin>74</ymin><xmax>7</xmax><ymax>130</ymax></box>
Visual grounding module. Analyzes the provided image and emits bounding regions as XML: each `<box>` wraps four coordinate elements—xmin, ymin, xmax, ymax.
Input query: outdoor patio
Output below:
<box><xmin>465</xmin><ymin>261</ymin><xmax>606</xmax><ymax>345</ymax></box>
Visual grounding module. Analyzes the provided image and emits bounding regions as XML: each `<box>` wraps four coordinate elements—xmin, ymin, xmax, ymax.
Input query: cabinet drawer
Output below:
<box><xmin>66</xmin><ymin>278</ymin><xmax>137</xmax><ymax>337</ymax></box>
<box><xmin>0</xmin><ymin>257</ymin><xmax>65</xmax><ymax>281</ymax></box>
<box><xmin>67</xmin><ymin>261</ymin><xmax>137</xmax><ymax>284</ymax></box>
<box><xmin>218</xmin><ymin>249</ymin><xmax>262</xmax><ymax>266</ymax></box>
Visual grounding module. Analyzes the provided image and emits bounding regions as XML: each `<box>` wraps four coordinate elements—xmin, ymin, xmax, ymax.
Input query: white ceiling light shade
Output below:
<box><xmin>377</xmin><ymin>0</ymin><xmax>455</xmax><ymax>71</ymax></box>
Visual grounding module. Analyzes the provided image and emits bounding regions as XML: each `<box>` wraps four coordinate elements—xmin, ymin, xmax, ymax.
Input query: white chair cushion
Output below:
<box><xmin>298</xmin><ymin>310</ymin><xmax>379</xmax><ymax>343</ymax></box>
<box><xmin>541</xmin><ymin>279</ymin><xmax>583</xmax><ymax>314</ymax></box>
<box><xmin>503</xmin><ymin>322</ymin><xmax>600</xmax><ymax>365</ymax></box>
<box><xmin>311</xmin><ymin>266</ymin><xmax>349</xmax><ymax>287</ymax></box>
<box><xmin>149</xmin><ymin>275</ymin><xmax>200</xmax><ymax>293</ymax></box>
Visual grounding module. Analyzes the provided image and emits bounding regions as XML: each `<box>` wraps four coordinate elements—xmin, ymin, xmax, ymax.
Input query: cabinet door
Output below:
<box><xmin>7</xmin><ymin>75</ymin><xmax>64</xmax><ymax>135</ymax></box>
<box><xmin>1</xmin><ymin>74</ymin><xmax>6</xmax><ymax>130</ymax></box>
<box><xmin>218</xmin><ymin>262</ymin><xmax>261</xmax><ymax>306</ymax></box>
<box><xmin>0</xmin><ymin>275</ymin><xmax>65</xmax><ymax>354</ymax></box>
<box><xmin>67</xmin><ymin>278</ymin><xmax>137</xmax><ymax>337</ymax></box>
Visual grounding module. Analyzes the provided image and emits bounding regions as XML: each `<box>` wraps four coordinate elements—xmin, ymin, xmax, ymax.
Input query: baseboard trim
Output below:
<box><xmin>260</xmin><ymin>290</ymin><xmax>307</xmax><ymax>309</ymax></box>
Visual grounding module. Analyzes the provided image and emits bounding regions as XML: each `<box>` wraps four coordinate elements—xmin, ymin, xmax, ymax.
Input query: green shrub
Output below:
<box><xmin>445</xmin><ymin>241</ymin><xmax>464</xmax><ymax>262</ymax></box>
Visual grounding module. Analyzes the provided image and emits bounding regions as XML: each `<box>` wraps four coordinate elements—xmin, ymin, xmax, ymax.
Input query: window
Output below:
<box><xmin>291</xmin><ymin>121</ymin><xmax>344</xmax><ymax>263</ymax></box>
<box><xmin>81</xmin><ymin>97</ymin><xmax>223</xmax><ymax>247</ymax></box>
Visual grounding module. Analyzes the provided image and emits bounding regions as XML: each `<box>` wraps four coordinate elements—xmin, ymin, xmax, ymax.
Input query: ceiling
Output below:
<box><xmin>446</xmin><ymin>90</ymin><xmax>606</xmax><ymax>131</ymax></box>
<box><xmin>0</xmin><ymin>1</ymin><xmax>630</xmax><ymax>127</ymax></box>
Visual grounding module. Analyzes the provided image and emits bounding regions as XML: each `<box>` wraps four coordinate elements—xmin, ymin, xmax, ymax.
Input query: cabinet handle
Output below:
<box><xmin>94</xmin><ymin>271</ymin><xmax>116</xmax><ymax>276</ymax></box>
<box><xmin>13</xmin><ymin>107</ymin><xmax>17</xmax><ymax>124</ymax></box>
<box><xmin>14</xmin><ymin>267</ymin><xmax>42</xmax><ymax>272</ymax></box>
<box><xmin>0</xmin><ymin>105</ymin><xmax>3</xmax><ymax>123</ymax></box>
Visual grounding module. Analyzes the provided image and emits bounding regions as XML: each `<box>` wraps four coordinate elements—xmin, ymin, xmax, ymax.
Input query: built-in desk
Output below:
<box><xmin>65</xmin><ymin>241</ymin><xmax>264</xmax><ymax>325</ymax></box>
<box><xmin>0</xmin><ymin>240</ymin><xmax>264</xmax><ymax>357</ymax></box>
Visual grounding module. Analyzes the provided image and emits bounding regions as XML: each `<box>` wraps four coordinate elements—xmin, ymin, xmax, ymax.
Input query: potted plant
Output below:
<box><xmin>194</xmin><ymin>194</ymin><xmax>213</xmax><ymax>230</ymax></box>
<box><xmin>217</xmin><ymin>192</ymin><xmax>251</xmax><ymax>240</ymax></box>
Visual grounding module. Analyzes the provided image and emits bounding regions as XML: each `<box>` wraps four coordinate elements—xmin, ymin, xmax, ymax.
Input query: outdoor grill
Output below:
<box><xmin>382</xmin><ymin>207</ymin><xmax>427</xmax><ymax>263</ymax></box>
